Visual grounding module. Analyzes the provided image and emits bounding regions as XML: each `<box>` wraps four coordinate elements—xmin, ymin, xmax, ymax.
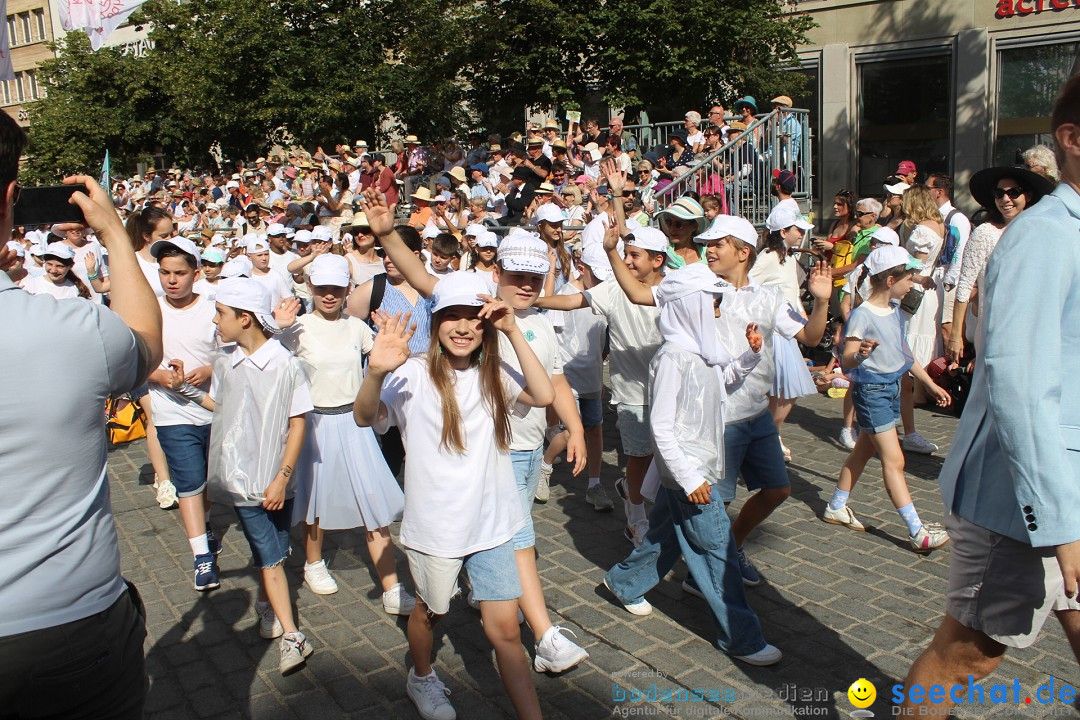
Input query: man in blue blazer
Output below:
<box><xmin>900</xmin><ymin>77</ymin><xmax>1080</xmax><ymax>714</ymax></box>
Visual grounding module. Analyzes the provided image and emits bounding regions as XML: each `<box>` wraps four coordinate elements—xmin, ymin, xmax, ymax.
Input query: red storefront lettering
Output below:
<box><xmin>997</xmin><ymin>0</ymin><xmax>1015</xmax><ymax>17</ymax></box>
<box><xmin>1016</xmin><ymin>0</ymin><xmax>1034</xmax><ymax>14</ymax></box>
<box><xmin>1052</xmin><ymin>0</ymin><xmax>1070</xmax><ymax>8</ymax></box>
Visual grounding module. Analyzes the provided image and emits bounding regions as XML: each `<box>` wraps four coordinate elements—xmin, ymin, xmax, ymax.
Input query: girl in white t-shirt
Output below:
<box><xmin>354</xmin><ymin>272</ymin><xmax>554</xmax><ymax>720</ymax></box>
<box><xmin>278</xmin><ymin>255</ymin><xmax>415</xmax><ymax>615</ymax></box>
<box><xmin>468</xmin><ymin>231</ymin><xmax>498</xmax><ymax>280</ymax></box>
<box><xmin>21</xmin><ymin>243</ymin><xmax>94</xmax><ymax>300</ymax></box>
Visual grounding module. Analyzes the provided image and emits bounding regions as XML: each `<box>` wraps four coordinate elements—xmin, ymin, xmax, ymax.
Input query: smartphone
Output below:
<box><xmin>13</xmin><ymin>185</ymin><xmax>87</xmax><ymax>226</ymax></box>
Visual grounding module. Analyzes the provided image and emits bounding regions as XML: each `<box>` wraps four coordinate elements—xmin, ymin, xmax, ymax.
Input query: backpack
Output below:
<box><xmin>106</xmin><ymin>394</ymin><xmax>147</xmax><ymax>445</ymax></box>
<box><xmin>938</xmin><ymin>209</ymin><xmax>962</xmax><ymax>267</ymax></box>
<box><xmin>366</xmin><ymin>272</ymin><xmax>387</xmax><ymax>330</ymax></box>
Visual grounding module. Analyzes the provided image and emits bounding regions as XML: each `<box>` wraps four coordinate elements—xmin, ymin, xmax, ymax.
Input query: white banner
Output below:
<box><xmin>59</xmin><ymin>0</ymin><xmax>148</xmax><ymax>51</ymax></box>
<box><xmin>0</xmin><ymin>1</ymin><xmax>14</xmax><ymax>82</ymax></box>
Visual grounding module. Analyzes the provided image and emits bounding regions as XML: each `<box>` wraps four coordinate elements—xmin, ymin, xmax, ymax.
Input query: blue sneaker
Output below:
<box><xmin>206</xmin><ymin>527</ymin><xmax>221</xmax><ymax>556</ymax></box>
<box><xmin>194</xmin><ymin>553</ymin><xmax>220</xmax><ymax>591</ymax></box>
<box><xmin>736</xmin><ymin>547</ymin><xmax>762</xmax><ymax>587</ymax></box>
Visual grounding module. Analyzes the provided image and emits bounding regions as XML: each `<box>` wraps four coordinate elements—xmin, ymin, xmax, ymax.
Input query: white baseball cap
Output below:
<box><xmin>225</xmin><ymin>180</ymin><xmax>240</xmax><ymax>190</ymax></box>
<box><xmin>864</xmin><ymin>246</ymin><xmax>923</xmax><ymax>276</ymax></box>
<box><xmin>695</xmin><ymin>215</ymin><xmax>760</xmax><ymax>247</ymax></box>
<box><xmin>209</xmin><ymin>233</ymin><xmax>227</xmax><ymax>247</ymax></box>
<box><xmin>884</xmin><ymin>181</ymin><xmax>911</xmax><ymax>196</ymax></box>
<box><xmin>421</xmin><ymin>224</ymin><xmax>441</xmax><ymax>240</ymax></box>
<box><xmin>308</xmin><ymin>254</ymin><xmax>351</xmax><ymax>287</ymax></box>
<box><xmin>150</xmin><ymin>236</ymin><xmax>202</xmax><ymax>267</ymax></box>
<box><xmin>497</xmin><ymin>232</ymin><xmax>550</xmax><ymax>274</ymax></box>
<box><xmin>214</xmin><ymin>278</ymin><xmax>280</xmax><ymax>332</ymax></box>
<box><xmin>221</xmin><ymin>256</ymin><xmax>253</xmax><ymax>278</ymax></box>
<box><xmin>464</xmin><ymin>224</ymin><xmax>486</xmax><ymax>238</ymax></box>
<box><xmin>764</xmin><ymin>205</ymin><xmax>813</xmax><ymax>233</ymax></box>
<box><xmin>870</xmin><ymin>226</ymin><xmax>900</xmax><ymax>247</ymax></box>
<box><xmin>625</xmin><ymin>227</ymin><xmax>668</xmax><ymax>253</ymax></box>
<box><xmin>579</xmin><ymin>243</ymin><xmax>613</xmax><ymax>281</ymax></box>
<box><xmin>42</xmin><ymin>242</ymin><xmax>75</xmax><ymax>261</ymax></box>
<box><xmin>5</xmin><ymin>240</ymin><xmax>24</xmax><ymax>258</ymax></box>
<box><xmin>293</xmin><ymin>229</ymin><xmax>313</xmax><ymax>244</ymax></box>
<box><xmin>266</xmin><ymin>223</ymin><xmax>288</xmax><ymax>236</ymax></box>
<box><xmin>245</xmin><ymin>235</ymin><xmax>270</xmax><ymax>254</ymax></box>
<box><xmin>534</xmin><ymin>204</ymin><xmax>565</xmax><ymax>225</ymax></box>
<box><xmin>310</xmin><ymin>226</ymin><xmax>334</xmax><ymax>243</ymax></box>
<box><xmin>430</xmin><ymin>271</ymin><xmax>495</xmax><ymax>313</ymax></box>
<box><xmin>476</xmin><ymin>231</ymin><xmax>499</xmax><ymax>249</ymax></box>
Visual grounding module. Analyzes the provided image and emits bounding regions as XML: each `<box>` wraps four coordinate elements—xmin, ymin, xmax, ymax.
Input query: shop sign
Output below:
<box><xmin>997</xmin><ymin>0</ymin><xmax>1080</xmax><ymax>18</ymax></box>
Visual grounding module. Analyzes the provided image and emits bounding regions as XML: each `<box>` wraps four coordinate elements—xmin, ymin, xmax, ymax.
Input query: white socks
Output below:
<box><xmin>189</xmin><ymin>534</ymin><xmax>210</xmax><ymax>557</ymax></box>
<box><xmin>629</xmin><ymin>501</ymin><xmax>647</xmax><ymax>524</ymax></box>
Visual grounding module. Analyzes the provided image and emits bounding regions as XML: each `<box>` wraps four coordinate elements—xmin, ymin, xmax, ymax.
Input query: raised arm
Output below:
<box><xmin>793</xmin><ymin>261</ymin><xmax>832</xmax><ymax>347</ymax></box>
<box><xmin>479</xmin><ymin>296</ymin><xmax>555</xmax><ymax>408</ymax></box>
<box><xmin>535</xmin><ymin>291</ymin><xmax>589</xmax><ymax>311</ymax></box>
<box><xmin>358</xmin><ymin>187</ymin><xmax>438</xmax><ymax>297</ymax></box>
<box><xmin>602</xmin><ymin>220</ymin><xmax>656</xmax><ymax>306</ymax></box>
<box><xmin>354</xmin><ymin>311</ymin><xmax>414</xmax><ymax>427</ymax></box>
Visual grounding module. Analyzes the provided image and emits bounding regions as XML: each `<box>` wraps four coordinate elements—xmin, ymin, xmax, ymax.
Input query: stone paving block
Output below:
<box><xmin>324</xmin><ymin>676</ymin><xmax>383</xmax><ymax>713</ymax></box>
<box><xmin>246</xmin><ymin>694</ymin><xmax>297</xmax><ymax>720</ymax></box>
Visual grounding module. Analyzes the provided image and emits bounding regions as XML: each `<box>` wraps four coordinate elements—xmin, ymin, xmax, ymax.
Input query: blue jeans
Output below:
<box><xmin>156</xmin><ymin>423</ymin><xmax>211</xmax><ymax>497</ymax></box>
<box><xmin>717</xmin><ymin>411</ymin><xmax>789</xmax><ymax>503</ymax></box>
<box><xmin>510</xmin><ymin>447</ymin><xmax>543</xmax><ymax>550</ymax></box>
<box><xmin>605</xmin><ymin>484</ymin><xmax>766</xmax><ymax>656</ymax></box>
<box><xmin>235</xmin><ymin>500</ymin><xmax>294</xmax><ymax>569</ymax></box>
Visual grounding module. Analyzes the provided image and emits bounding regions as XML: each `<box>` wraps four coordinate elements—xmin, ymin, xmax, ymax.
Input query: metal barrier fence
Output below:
<box><xmin>650</xmin><ymin>108</ymin><xmax>812</xmax><ymax>228</ymax></box>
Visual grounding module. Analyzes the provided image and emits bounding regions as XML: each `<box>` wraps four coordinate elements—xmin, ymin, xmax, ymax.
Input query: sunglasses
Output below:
<box><xmin>668</xmin><ymin>218</ymin><xmax>688</xmax><ymax>228</ymax></box>
<box><xmin>855</xmin><ymin>210</ymin><xmax>876</xmax><ymax>217</ymax></box>
<box><xmin>992</xmin><ymin>187</ymin><xmax>1024</xmax><ymax>200</ymax></box>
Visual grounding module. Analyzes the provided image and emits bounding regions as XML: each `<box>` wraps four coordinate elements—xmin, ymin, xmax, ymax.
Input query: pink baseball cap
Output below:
<box><xmin>896</xmin><ymin>160</ymin><xmax>917</xmax><ymax>175</ymax></box>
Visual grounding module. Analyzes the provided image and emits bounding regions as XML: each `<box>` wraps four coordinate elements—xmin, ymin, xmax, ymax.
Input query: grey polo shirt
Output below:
<box><xmin>0</xmin><ymin>272</ymin><xmax>141</xmax><ymax>636</ymax></box>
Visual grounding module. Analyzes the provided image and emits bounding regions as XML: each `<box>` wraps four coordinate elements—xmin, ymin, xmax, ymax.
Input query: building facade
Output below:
<box><xmin>3</xmin><ymin>0</ymin><xmax>54</xmax><ymax>126</ymax></box>
<box><xmin>795</xmin><ymin>0</ymin><xmax>1079</xmax><ymax>215</ymax></box>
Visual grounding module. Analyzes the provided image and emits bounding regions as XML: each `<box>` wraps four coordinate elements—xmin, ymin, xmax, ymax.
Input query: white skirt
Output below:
<box><xmin>903</xmin><ymin>268</ymin><xmax>944</xmax><ymax>369</ymax></box>
<box><xmin>291</xmin><ymin>411</ymin><xmax>404</xmax><ymax>530</ymax></box>
<box><xmin>770</xmin><ymin>334</ymin><xmax>816</xmax><ymax>399</ymax></box>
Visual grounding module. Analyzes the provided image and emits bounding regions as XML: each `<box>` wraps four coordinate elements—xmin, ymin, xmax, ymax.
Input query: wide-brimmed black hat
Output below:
<box><xmin>969</xmin><ymin>166</ymin><xmax>1055</xmax><ymax>212</ymax></box>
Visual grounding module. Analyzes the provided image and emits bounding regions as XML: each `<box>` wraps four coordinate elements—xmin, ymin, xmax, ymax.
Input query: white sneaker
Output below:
<box><xmin>303</xmin><ymin>560</ymin><xmax>338</xmax><ymax>595</ymax></box>
<box><xmin>614</xmin><ymin>476</ymin><xmax>632</xmax><ymax>520</ymax></box>
<box><xmin>780</xmin><ymin>441</ymin><xmax>792</xmax><ymax>464</ymax></box>
<box><xmin>910</xmin><ymin>522</ymin><xmax>950</xmax><ymax>554</ymax></box>
<box><xmin>902</xmin><ymin>431</ymin><xmax>938</xmax><ymax>455</ymax></box>
<box><xmin>624</xmin><ymin>519</ymin><xmax>649</xmax><ymax>549</ymax></box>
<box><xmin>382</xmin><ymin>583</ymin><xmax>416</xmax><ymax>615</ymax></box>
<box><xmin>279</xmin><ymin>631</ymin><xmax>313</xmax><ymax>674</ymax></box>
<box><xmin>154</xmin><ymin>478</ymin><xmax>178</xmax><ymax>510</ymax></box>
<box><xmin>733</xmin><ymin>643</ymin><xmax>782</xmax><ymax>666</ymax></box>
<box><xmin>256</xmin><ymin>601</ymin><xmax>283</xmax><ymax>639</ymax></box>
<box><xmin>533</xmin><ymin>626</ymin><xmax>589</xmax><ymax>673</ymax></box>
<box><xmin>585</xmin><ymin>485</ymin><xmax>614</xmax><ymax>512</ymax></box>
<box><xmin>839</xmin><ymin>426</ymin><xmax>857</xmax><ymax>450</ymax></box>
<box><xmin>406</xmin><ymin>669</ymin><xmax>457</xmax><ymax>720</ymax></box>
<box><xmin>603</xmin><ymin>577</ymin><xmax>652</xmax><ymax>616</ymax></box>
<box><xmin>535</xmin><ymin>464</ymin><xmax>552</xmax><ymax>503</ymax></box>
<box><xmin>822</xmin><ymin>504</ymin><xmax>867</xmax><ymax>531</ymax></box>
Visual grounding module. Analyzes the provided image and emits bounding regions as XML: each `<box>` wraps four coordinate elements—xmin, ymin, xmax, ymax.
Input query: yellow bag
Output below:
<box><xmin>106</xmin><ymin>394</ymin><xmax>147</xmax><ymax>445</ymax></box>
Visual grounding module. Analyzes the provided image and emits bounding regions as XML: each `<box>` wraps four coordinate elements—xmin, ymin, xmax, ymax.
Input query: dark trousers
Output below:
<box><xmin>0</xmin><ymin>588</ymin><xmax>147</xmax><ymax>720</ymax></box>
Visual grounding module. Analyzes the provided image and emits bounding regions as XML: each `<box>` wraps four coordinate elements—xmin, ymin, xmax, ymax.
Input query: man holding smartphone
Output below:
<box><xmin>0</xmin><ymin>111</ymin><xmax>162</xmax><ymax>718</ymax></box>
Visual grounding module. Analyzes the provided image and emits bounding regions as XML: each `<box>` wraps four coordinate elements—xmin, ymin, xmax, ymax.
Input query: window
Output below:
<box><xmin>19</xmin><ymin>13</ymin><xmax>29</xmax><ymax>44</ymax></box>
<box><xmin>33</xmin><ymin>8</ymin><xmax>45</xmax><ymax>41</ymax></box>
<box><xmin>7</xmin><ymin>16</ymin><xmax>17</xmax><ymax>46</ymax></box>
<box><xmin>2</xmin><ymin>79</ymin><xmax>10</xmax><ymax>106</ymax></box>
<box><xmin>857</xmin><ymin>53</ymin><xmax>952</xmax><ymax>198</ymax></box>
<box><xmin>26</xmin><ymin>70</ymin><xmax>38</xmax><ymax>100</ymax></box>
<box><xmin>790</xmin><ymin>64</ymin><xmax>821</xmax><ymax>201</ymax></box>
<box><xmin>995</xmin><ymin>42</ymin><xmax>1080</xmax><ymax>166</ymax></box>
<box><xmin>14</xmin><ymin>72</ymin><xmax>24</xmax><ymax>103</ymax></box>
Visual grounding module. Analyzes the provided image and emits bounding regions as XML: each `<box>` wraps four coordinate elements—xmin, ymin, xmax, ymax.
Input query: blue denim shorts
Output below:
<box><xmin>234</xmin><ymin>500</ymin><xmax>294</xmax><ymax>569</ymax></box>
<box><xmin>852</xmin><ymin>380</ymin><xmax>902</xmax><ymax>434</ymax></box>
<box><xmin>578</xmin><ymin>395</ymin><xmax>603</xmax><ymax>431</ymax></box>
<box><xmin>156</xmin><ymin>424</ymin><xmax>211</xmax><ymax>497</ymax></box>
<box><xmin>405</xmin><ymin>540</ymin><xmax>521</xmax><ymax>615</ymax></box>
<box><xmin>510</xmin><ymin>447</ymin><xmax>542</xmax><ymax>550</ymax></box>
<box><xmin>717</xmin><ymin>411</ymin><xmax>790</xmax><ymax>503</ymax></box>
<box><xmin>615</xmin><ymin>403</ymin><xmax>652</xmax><ymax>457</ymax></box>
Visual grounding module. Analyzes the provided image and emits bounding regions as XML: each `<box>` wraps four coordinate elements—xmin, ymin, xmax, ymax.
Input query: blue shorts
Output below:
<box><xmin>510</xmin><ymin>447</ymin><xmax>542</xmax><ymax>550</ymax></box>
<box><xmin>717</xmin><ymin>411</ymin><xmax>790</xmax><ymax>503</ymax></box>
<box><xmin>852</xmin><ymin>380</ymin><xmax>902</xmax><ymax>434</ymax></box>
<box><xmin>578</xmin><ymin>395</ymin><xmax>603</xmax><ymax>431</ymax></box>
<box><xmin>405</xmin><ymin>540</ymin><xmax>521</xmax><ymax>616</ymax></box>
<box><xmin>235</xmin><ymin>500</ymin><xmax>294</xmax><ymax>569</ymax></box>
<box><xmin>616</xmin><ymin>403</ymin><xmax>652</xmax><ymax>457</ymax></box>
<box><xmin>156</xmin><ymin>424</ymin><xmax>211</xmax><ymax>497</ymax></box>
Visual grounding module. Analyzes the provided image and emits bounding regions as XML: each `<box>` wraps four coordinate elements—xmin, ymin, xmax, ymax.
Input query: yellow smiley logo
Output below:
<box><xmin>848</xmin><ymin>678</ymin><xmax>876</xmax><ymax>709</ymax></box>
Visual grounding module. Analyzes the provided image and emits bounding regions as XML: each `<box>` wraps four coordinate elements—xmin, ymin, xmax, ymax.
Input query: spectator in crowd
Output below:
<box><xmin>816</xmin><ymin>189</ymin><xmax>857</xmax><ymax>262</ymax></box>
<box><xmin>770</xmin><ymin>95</ymin><xmax>802</xmax><ymax>169</ymax></box>
<box><xmin>684</xmin><ymin>111</ymin><xmax>706</xmax><ymax>154</ymax></box>
<box><xmin>877</xmin><ymin>177</ymin><xmax>909</xmax><ymax>232</ymax></box>
<box><xmin>1</xmin><ymin>113</ymin><xmax>162</xmax><ymax>716</ymax></box>
<box><xmin>707</xmin><ymin>103</ymin><xmax>730</xmax><ymax>140</ymax></box>
<box><xmin>895</xmin><ymin>160</ymin><xmax>918</xmax><ymax>186</ymax></box>
<box><xmin>924</xmin><ymin>173</ymin><xmax>971</xmax><ymax>348</ymax></box>
<box><xmin>1021</xmin><ymin>143</ymin><xmax>1059</xmax><ymax>182</ymax></box>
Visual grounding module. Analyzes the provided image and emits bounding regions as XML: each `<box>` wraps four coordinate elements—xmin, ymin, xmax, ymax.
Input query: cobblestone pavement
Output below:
<box><xmin>107</xmin><ymin>393</ymin><xmax>1077</xmax><ymax>720</ymax></box>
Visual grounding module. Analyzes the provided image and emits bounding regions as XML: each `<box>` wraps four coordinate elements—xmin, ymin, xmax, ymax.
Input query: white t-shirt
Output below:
<box><xmin>554</xmin><ymin>285</ymin><xmax>607</xmax><ymax>397</ymax></box>
<box><xmin>193</xmin><ymin>278</ymin><xmax>219</xmax><ymax>300</ymax></box>
<box><xmin>749</xmin><ymin>249</ymin><xmax>803</xmax><ymax>312</ymax></box>
<box><xmin>584</xmin><ymin>279</ymin><xmax>662</xmax><ymax>406</ymax></box>
<box><xmin>498</xmin><ymin>309</ymin><xmax>562</xmax><ymax>451</ymax></box>
<box><xmin>686</xmin><ymin>130</ymin><xmax>705</xmax><ymax>149</ymax></box>
<box><xmin>69</xmin><ymin>240</ymin><xmax>110</xmax><ymax>303</ymax></box>
<box><xmin>284</xmin><ymin>314</ymin><xmax>374</xmax><ymax>408</ymax></box>
<box><xmin>375</xmin><ymin>357</ymin><xmax>527</xmax><ymax>557</ymax></box>
<box><xmin>21</xmin><ymin>275</ymin><xmax>80</xmax><ymax>300</ymax></box>
<box><xmin>581</xmin><ymin>211</ymin><xmax>610</xmax><ymax>250</ymax></box>
<box><xmin>136</xmin><ymin>251</ymin><xmax>165</xmax><ymax>297</ymax></box>
<box><xmin>268</xmin><ymin>250</ymin><xmax>300</xmax><ymax>279</ymax></box>
<box><xmin>250</xmin><ymin>269</ymin><xmax>293</xmax><ymax>305</ymax></box>
<box><xmin>150</xmin><ymin>294</ymin><xmax>217</xmax><ymax>427</ymax></box>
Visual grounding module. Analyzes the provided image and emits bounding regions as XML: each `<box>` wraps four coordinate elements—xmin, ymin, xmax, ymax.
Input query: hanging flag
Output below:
<box><xmin>0</xmin><ymin>1</ymin><xmax>14</xmax><ymax>82</ymax></box>
<box><xmin>59</xmin><ymin>0</ymin><xmax>148</xmax><ymax>51</ymax></box>
<box><xmin>99</xmin><ymin>150</ymin><xmax>110</xmax><ymax>192</ymax></box>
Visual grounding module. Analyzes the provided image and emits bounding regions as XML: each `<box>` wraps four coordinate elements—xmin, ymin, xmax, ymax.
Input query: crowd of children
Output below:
<box><xmin>7</xmin><ymin>169</ymin><xmax>961</xmax><ymax>720</ymax></box>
